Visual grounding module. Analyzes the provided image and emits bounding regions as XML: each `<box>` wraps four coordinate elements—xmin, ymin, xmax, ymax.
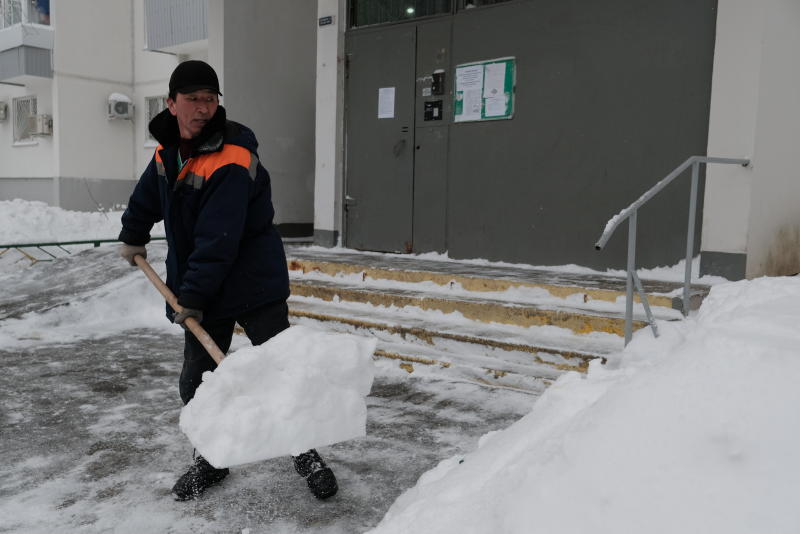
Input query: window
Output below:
<box><xmin>145</xmin><ymin>95</ymin><xmax>168</xmax><ymax>143</ymax></box>
<box><xmin>0</xmin><ymin>0</ymin><xmax>50</xmax><ymax>29</ymax></box>
<box><xmin>13</xmin><ymin>95</ymin><xmax>36</xmax><ymax>142</ymax></box>
<box><xmin>1</xmin><ymin>0</ymin><xmax>22</xmax><ymax>28</ymax></box>
<box><xmin>31</xmin><ymin>0</ymin><xmax>49</xmax><ymax>25</ymax></box>
<box><xmin>349</xmin><ymin>0</ymin><xmax>451</xmax><ymax>28</ymax></box>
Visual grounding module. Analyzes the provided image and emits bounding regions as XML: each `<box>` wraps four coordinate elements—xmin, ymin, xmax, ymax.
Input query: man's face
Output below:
<box><xmin>167</xmin><ymin>89</ymin><xmax>219</xmax><ymax>140</ymax></box>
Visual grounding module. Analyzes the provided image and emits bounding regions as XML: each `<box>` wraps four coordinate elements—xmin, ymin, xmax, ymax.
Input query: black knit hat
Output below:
<box><xmin>169</xmin><ymin>60</ymin><xmax>222</xmax><ymax>98</ymax></box>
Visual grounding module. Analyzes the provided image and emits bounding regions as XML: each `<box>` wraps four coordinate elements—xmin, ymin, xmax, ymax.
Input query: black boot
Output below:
<box><xmin>292</xmin><ymin>449</ymin><xmax>338</xmax><ymax>499</ymax></box>
<box><xmin>172</xmin><ymin>455</ymin><xmax>229</xmax><ymax>501</ymax></box>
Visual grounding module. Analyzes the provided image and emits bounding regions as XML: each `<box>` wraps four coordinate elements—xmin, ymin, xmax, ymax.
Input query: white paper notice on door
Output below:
<box><xmin>455</xmin><ymin>64</ymin><xmax>484</xmax><ymax>122</ymax></box>
<box><xmin>378</xmin><ymin>87</ymin><xmax>396</xmax><ymax>119</ymax></box>
<box><xmin>483</xmin><ymin>62</ymin><xmax>506</xmax><ymax>99</ymax></box>
<box><xmin>484</xmin><ymin>95</ymin><xmax>507</xmax><ymax>117</ymax></box>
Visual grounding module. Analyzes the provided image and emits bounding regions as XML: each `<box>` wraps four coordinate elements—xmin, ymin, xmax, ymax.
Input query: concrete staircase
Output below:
<box><xmin>280</xmin><ymin>246</ymin><xmax>705</xmax><ymax>393</ymax></box>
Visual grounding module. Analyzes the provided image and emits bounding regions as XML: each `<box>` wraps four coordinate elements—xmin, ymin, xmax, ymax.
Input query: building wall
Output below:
<box><xmin>314</xmin><ymin>0</ymin><xmax>346</xmax><ymax>246</ymax></box>
<box><xmin>53</xmin><ymin>0</ymin><xmax>134</xmax><ymax>180</ymax></box>
<box><xmin>700</xmin><ymin>0</ymin><xmax>761</xmax><ymax>279</ymax></box>
<box><xmin>0</xmin><ymin>77</ymin><xmax>55</xmax><ymax>189</ymax></box>
<box><xmin>341</xmin><ymin>0</ymin><xmax>718</xmax><ymax>268</ymax></box>
<box><xmin>206</xmin><ymin>0</ymin><xmax>223</xmax><ymax>93</ymax></box>
<box><xmin>701</xmin><ymin>0</ymin><xmax>800</xmax><ymax>278</ymax></box>
<box><xmin>51</xmin><ymin>0</ymin><xmax>136</xmax><ymax>209</ymax></box>
<box><xmin>1</xmin><ymin>0</ymin><xmax>212</xmax><ymax>211</ymax></box>
<box><xmin>0</xmin><ymin>21</ymin><xmax>56</xmax><ymax>202</ymax></box>
<box><xmin>745</xmin><ymin>0</ymin><xmax>800</xmax><ymax>277</ymax></box>
<box><xmin>224</xmin><ymin>0</ymin><xmax>317</xmax><ymax>235</ymax></box>
<box><xmin>133</xmin><ymin>0</ymin><xmax>180</xmax><ymax>180</ymax></box>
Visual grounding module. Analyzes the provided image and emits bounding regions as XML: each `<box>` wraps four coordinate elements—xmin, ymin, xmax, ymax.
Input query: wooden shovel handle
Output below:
<box><xmin>134</xmin><ymin>254</ymin><xmax>225</xmax><ymax>365</ymax></box>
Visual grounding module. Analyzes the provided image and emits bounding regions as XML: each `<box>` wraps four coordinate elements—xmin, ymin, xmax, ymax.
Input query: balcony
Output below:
<box><xmin>144</xmin><ymin>0</ymin><xmax>207</xmax><ymax>55</ymax></box>
<box><xmin>0</xmin><ymin>0</ymin><xmax>53</xmax><ymax>83</ymax></box>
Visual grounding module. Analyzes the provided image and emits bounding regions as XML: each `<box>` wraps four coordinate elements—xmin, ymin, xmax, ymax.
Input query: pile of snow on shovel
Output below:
<box><xmin>180</xmin><ymin>325</ymin><xmax>377</xmax><ymax>468</ymax></box>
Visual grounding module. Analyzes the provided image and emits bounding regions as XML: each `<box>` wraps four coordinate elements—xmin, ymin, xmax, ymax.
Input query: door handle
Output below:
<box><xmin>392</xmin><ymin>139</ymin><xmax>406</xmax><ymax>157</ymax></box>
<box><xmin>344</xmin><ymin>195</ymin><xmax>357</xmax><ymax>207</ymax></box>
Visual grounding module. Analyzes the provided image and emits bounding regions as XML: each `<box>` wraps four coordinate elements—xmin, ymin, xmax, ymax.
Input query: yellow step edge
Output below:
<box><xmin>289</xmin><ymin>308</ymin><xmax>596</xmax><ymax>372</ymax></box>
<box><xmin>288</xmin><ymin>259</ymin><xmax>674</xmax><ymax>308</ymax></box>
<box><xmin>374</xmin><ymin>350</ymin><xmax>551</xmax><ymax>393</ymax></box>
<box><xmin>234</xmin><ymin>318</ymin><xmax>589</xmax><ymax>379</ymax></box>
<box><xmin>290</xmin><ymin>282</ymin><xmax>646</xmax><ymax>337</ymax></box>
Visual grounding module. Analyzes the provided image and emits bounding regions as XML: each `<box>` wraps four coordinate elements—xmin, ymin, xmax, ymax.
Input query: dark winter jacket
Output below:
<box><xmin>119</xmin><ymin>106</ymin><xmax>289</xmax><ymax>321</ymax></box>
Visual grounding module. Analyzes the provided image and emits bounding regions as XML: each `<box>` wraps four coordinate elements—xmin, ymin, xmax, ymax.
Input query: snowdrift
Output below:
<box><xmin>369</xmin><ymin>276</ymin><xmax>800</xmax><ymax>534</ymax></box>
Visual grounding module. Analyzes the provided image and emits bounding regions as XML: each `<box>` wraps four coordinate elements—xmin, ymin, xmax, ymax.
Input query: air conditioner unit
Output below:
<box><xmin>108</xmin><ymin>93</ymin><xmax>134</xmax><ymax>120</ymax></box>
<box><xmin>28</xmin><ymin>114</ymin><xmax>53</xmax><ymax>136</ymax></box>
<box><xmin>0</xmin><ymin>102</ymin><xmax>7</xmax><ymax>122</ymax></box>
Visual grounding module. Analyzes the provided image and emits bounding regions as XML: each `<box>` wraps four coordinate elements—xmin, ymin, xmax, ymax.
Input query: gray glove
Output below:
<box><xmin>174</xmin><ymin>307</ymin><xmax>203</xmax><ymax>329</ymax></box>
<box><xmin>119</xmin><ymin>243</ymin><xmax>146</xmax><ymax>266</ymax></box>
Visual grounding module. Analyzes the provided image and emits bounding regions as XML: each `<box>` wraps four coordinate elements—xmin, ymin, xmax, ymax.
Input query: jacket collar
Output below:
<box><xmin>148</xmin><ymin>105</ymin><xmax>227</xmax><ymax>155</ymax></box>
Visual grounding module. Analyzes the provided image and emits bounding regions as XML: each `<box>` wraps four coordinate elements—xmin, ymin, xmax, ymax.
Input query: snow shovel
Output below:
<box><xmin>133</xmin><ymin>254</ymin><xmax>225</xmax><ymax>364</ymax></box>
<box><xmin>132</xmin><ymin>254</ymin><xmax>376</xmax><ymax>469</ymax></box>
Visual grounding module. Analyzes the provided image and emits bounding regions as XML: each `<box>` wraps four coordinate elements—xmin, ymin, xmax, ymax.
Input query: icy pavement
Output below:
<box><xmin>0</xmin><ymin>246</ymin><xmax>536</xmax><ymax>533</ymax></box>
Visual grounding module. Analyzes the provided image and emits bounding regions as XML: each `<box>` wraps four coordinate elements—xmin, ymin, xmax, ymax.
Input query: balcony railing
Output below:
<box><xmin>0</xmin><ymin>0</ymin><xmax>49</xmax><ymax>29</ymax></box>
<box><xmin>144</xmin><ymin>0</ymin><xmax>206</xmax><ymax>54</ymax></box>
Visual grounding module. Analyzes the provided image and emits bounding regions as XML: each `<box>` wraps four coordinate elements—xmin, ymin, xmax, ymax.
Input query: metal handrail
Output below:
<box><xmin>595</xmin><ymin>155</ymin><xmax>749</xmax><ymax>345</ymax></box>
<box><xmin>0</xmin><ymin>237</ymin><xmax>167</xmax><ymax>249</ymax></box>
<box><xmin>0</xmin><ymin>237</ymin><xmax>167</xmax><ymax>263</ymax></box>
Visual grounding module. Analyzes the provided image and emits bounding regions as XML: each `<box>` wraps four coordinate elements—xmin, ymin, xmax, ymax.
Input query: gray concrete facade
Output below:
<box><xmin>700</xmin><ymin>251</ymin><xmax>747</xmax><ymax>280</ymax></box>
<box><xmin>0</xmin><ymin>177</ymin><xmax>54</xmax><ymax>204</ymax></box>
<box><xmin>0</xmin><ymin>177</ymin><xmax>137</xmax><ymax>211</ymax></box>
<box><xmin>343</xmin><ymin>0</ymin><xmax>718</xmax><ymax>270</ymax></box>
<box><xmin>223</xmin><ymin>1</ymin><xmax>317</xmax><ymax>235</ymax></box>
<box><xmin>56</xmin><ymin>177</ymin><xmax>138</xmax><ymax>212</ymax></box>
<box><xmin>314</xmin><ymin>229</ymin><xmax>339</xmax><ymax>248</ymax></box>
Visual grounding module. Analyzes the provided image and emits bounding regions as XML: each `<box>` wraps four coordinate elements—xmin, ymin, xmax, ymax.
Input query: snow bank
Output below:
<box><xmin>0</xmin><ymin>264</ymin><xmax>174</xmax><ymax>349</ymax></box>
<box><xmin>369</xmin><ymin>276</ymin><xmax>800</xmax><ymax>534</ymax></box>
<box><xmin>0</xmin><ymin>199</ymin><xmax>164</xmax><ymax>245</ymax></box>
<box><xmin>180</xmin><ymin>325</ymin><xmax>377</xmax><ymax>468</ymax></box>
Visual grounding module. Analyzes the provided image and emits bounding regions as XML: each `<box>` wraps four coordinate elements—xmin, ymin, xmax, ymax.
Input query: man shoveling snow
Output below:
<box><xmin>117</xmin><ymin>60</ymin><xmax>363</xmax><ymax>501</ymax></box>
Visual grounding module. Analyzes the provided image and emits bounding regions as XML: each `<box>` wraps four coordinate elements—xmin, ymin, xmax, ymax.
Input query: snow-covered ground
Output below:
<box><xmin>0</xmin><ymin>199</ymin><xmax>165</xmax><ymax>246</ymax></box>
<box><xmin>0</xmin><ymin>244</ymin><xmax>536</xmax><ymax>533</ymax></box>
<box><xmin>2</xmin><ymin>199</ymin><xmax>797</xmax><ymax>533</ymax></box>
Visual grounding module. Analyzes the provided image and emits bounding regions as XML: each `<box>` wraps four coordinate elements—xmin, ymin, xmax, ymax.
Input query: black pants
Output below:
<box><xmin>179</xmin><ymin>299</ymin><xmax>290</xmax><ymax>404</ymax></box>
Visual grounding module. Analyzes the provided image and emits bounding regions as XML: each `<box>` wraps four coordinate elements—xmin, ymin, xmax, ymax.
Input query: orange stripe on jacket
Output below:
<box><xmin>177</xmin><ymin>145</ymin><xmax>253</xmax><ymax>183</ymax></box>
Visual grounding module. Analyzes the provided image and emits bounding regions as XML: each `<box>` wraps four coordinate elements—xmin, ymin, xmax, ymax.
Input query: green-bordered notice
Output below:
<box><xmin>454</xmin><ymin>57</ymin><xmax>515</xmax><ymax>122</ymax></box>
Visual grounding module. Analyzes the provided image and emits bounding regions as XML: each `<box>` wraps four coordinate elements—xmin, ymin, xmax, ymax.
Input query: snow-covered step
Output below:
<box><xmin>280</xmin><ymin>246</ymin><xmax>685</xmax><ymax>388</ymax></box>
<box><xmin>287</xmin><ymin>310</ymin><xmax>558</xmax><ymax>394</ymax></box>
<box><xmin>235</xmin><ymin>308</ymin><xmax>559</xmax><ymax>393</ymax></box>
<box><xmin>286</xmin><ymin>246</ymin><xmax>710</xmax><ymax>311</ymax></box>
<box><xmin>287</xmin><ymin>296</ymin><xmax>617</xmax><ymax>370</ymax></box>
<box><xmin>280</xmin><ymin>294</ymin><xmax>622</xmax><ymax>391</ymax></box>
<box><xmin>288</xmin><ymin>278</ymin><xmax>677</xmax><ymax>336</ymax></box>
<box><xmin>372</xmin><ymin>347</ymin><xmax>552</xmax><ymax>394</ymax></box>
